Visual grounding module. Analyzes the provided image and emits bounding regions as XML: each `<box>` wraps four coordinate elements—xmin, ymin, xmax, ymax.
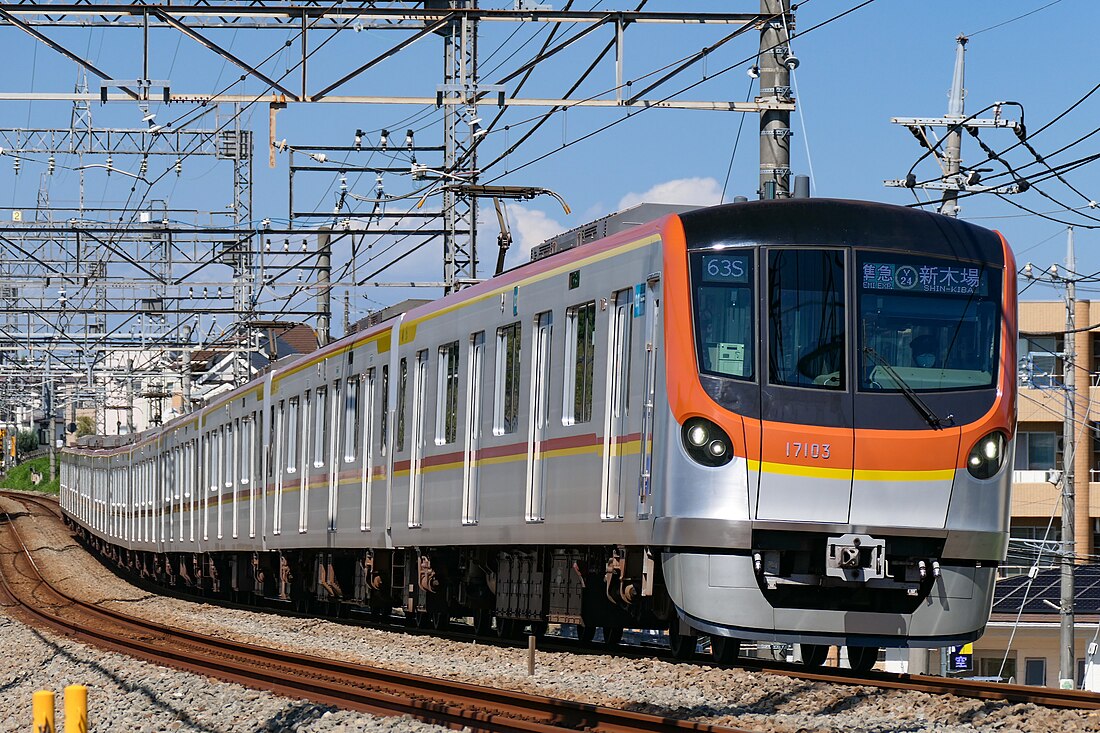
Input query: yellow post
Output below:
<box><xmin>63</xmin><ymin>686</ymin><xmax>87</xmax><ymax>733</ymax></box>
<box><xmin>32</xmin><ymin>689</ymin><xmax>55</xmax><ymax>733</ymax></box>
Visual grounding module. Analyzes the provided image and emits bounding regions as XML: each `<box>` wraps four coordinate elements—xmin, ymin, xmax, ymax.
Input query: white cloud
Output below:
<box><xmin>617</xmin><ymin>176</ymin><xmax>723</xmax><ymax>211</ymax></box>
<box><xmin>506</xmin><ymin>205</ymin><xmax>567</xmax><ymax>265</ymax></box>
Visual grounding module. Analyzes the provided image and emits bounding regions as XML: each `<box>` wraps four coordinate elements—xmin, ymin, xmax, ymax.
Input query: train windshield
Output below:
<box><xmin>691</xmin><ymin>250</ymin><xmax>755</xmax><ymax>380</ymax></box>
<box><xmin>857</xmin><ymin>251</ymin><xmax>1001</xmax><ymax>392</ymax></box>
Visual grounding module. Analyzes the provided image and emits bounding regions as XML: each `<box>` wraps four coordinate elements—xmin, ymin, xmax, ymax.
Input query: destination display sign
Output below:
<box><xmin>860</xmin><ymin>260</ymin><xmax>987</xmax><ymax>296</ymax></box>
<box><xmin>700</xmin><ymin>254</ymin><xmax>751</xmax><ymax>284</ymax></box>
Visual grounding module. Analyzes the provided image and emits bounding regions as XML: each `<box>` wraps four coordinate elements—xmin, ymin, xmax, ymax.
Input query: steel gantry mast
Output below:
<box><xmin>0</xmin><ymin>2</ymin><xmax>796</xmax><ymax>436</ymax></box>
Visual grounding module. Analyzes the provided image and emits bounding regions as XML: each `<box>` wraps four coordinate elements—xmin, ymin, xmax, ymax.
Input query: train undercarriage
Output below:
<box><xmin>64</xmin><ymin>520</ymin><xmax>711</xmax><ymax>654</ymax></box>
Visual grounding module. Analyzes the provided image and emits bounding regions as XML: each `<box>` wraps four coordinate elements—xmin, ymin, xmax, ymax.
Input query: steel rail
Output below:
<box><xmin>0</xmin><ymin>491</ymin><xmax>755</xmax><ymax>733</ymax></box>
<box><xmin>11</xmin><ymin>491</ymin><xmax>1100</xmax><ymax>712</ymax></box>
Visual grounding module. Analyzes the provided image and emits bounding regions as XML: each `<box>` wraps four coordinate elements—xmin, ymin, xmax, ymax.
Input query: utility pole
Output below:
<box><xmin>940</xmin><ymin>36</ymin><xmax>967</xmax><ymax>217</ymax></box>
<box><xmin>759</xmin><ymin>0</ymin><xmax>794</xmax><ymax>199</ymax></box>
<box><xmin>1061</xmin><ymin>226</ymin><xmax>1077</xmax><ymax>689</ymax></box>
<box><xmin>885</xmin><ymin>36</ymin><xmax>1023</xmax><ymax>205</ymax></box>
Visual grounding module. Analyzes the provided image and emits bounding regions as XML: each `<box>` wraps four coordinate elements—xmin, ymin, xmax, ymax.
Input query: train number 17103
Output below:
<box><xmin>785</xmin><ymin>441</ymin><xmax>831</xmax><ymax>459</ymax></box>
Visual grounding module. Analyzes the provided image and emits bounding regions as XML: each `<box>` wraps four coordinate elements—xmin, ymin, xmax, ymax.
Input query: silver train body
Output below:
<box><xmin>61</xmin><ymin>199</ymin><xmax>1017</xmax><ymax>651</ymax></box>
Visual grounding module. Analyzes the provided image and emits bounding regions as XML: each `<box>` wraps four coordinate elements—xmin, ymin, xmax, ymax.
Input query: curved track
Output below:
<box><xmin>5</xmin><ymin>490</ymin><xmax>1100</xmax><ymax>722</ymax></box>
<box><xmin>0</xmin><ymin>490</ymin><xmax>754</xmax><ymax>733</ymax></box>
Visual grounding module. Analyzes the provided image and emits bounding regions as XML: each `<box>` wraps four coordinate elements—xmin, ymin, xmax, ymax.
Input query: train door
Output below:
<box><xmin>601</xmin><ymin>288</ymin><xmax>634</xmax><ymax>521</ymax></box>
<box><xmin>526</xmin><ymin>312</ymin><xmax>553</xmax><ymax>523</ymax></box>
<box><xmin>756</xmin><ymin>248</ymin><xmax>854</xmax><ymax>524</ymax></box>
<box><xmin>637</xmin><ymin>276</ymin><xmax>661</xmax><ymax>519</ymax></box>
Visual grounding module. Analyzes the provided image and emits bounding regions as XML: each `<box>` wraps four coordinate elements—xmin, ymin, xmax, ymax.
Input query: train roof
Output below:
<box><xmin>679</xmin><ymin>198</ymin><xmax>1006</xmax><ymax>264</ymax></box>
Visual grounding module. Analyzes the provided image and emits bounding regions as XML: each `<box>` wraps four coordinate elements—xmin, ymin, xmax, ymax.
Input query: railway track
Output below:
<box><xmin>0</xmin><ymin>490</ymin><xmax>755</xmax><ymax>733</ymax></box>
<box><xmin>3</xmin><ymin>489</ymin><xmax>1100</xmax><ymax>725</ymax></box>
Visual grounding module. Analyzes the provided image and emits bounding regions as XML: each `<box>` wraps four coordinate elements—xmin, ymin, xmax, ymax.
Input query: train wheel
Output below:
<box><xmin>495</xmin><ymin>618</ymin><xmax>520</xmax><ymax>640</ymax></box>
<box><xmin>429</xmin><ymin>611</ymin><xmax>450</xmax><ymax>631</ymax></box>
<box><xmin>847</xmin><ymin>645</ymin><xmax>880</xmax><ymax>673</ymax></box>
<box><xmin>602</xmin><ymin>626</ymin><xmax>623</xmax><ymax>646</ymax></box>
<box><xmin>474</xmin><ymin>610</ymin><xmax>494</xmax><ymax>636</ymax></box>
<box><xmin>800</xmin><ymin>643</ymin><xmax>830</xmax><ymax>667</ymax></box>
<box><xmin>711</xmin><ymin>636</ymin><xmax>740</xmax><ymax>664</ymax></box>
<box><xmin>576</xmin><ymin>624</ymin><xmax>596</xmax><ymax>643</ymax></box>
<box><xmin>668</xmin><ymin>633</ymin><xmax>697</xmax><ymax>660</ymax></box>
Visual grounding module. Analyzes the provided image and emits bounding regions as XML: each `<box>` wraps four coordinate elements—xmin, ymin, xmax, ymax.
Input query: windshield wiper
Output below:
<box><xmin>862</xmin><ymin>346</ymin><xmax>954</xmax><ymax>430</ymax></box>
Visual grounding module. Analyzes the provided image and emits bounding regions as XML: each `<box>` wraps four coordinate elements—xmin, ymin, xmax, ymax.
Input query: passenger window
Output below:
<box><xmin>397</xmin><ymin>358</ymin><xmax>408</xmax><ymax>452</ymax></box>
<box><xmin>314</xmin><ymin>386</ymin><xmax>328</xmax><ymax>467</ymax></box>
<box><xmin>380</xmin><ymin>365</ymin><xmax>389</xmax><ymax>456</ymax></box>
<box><xmin>287</xmin><ymin>397</ymin><xmax>300</xmax><ymax>472</ymax></box>
<box><xmin>494</xmin><ymin>322</ymin><xmax>522</xmax><ymax>435</ymax></box>
<box><xmin>563</xmin><ymin>302</ymin><xmax>596</xmax><ymax>425</ymax></box>
<box><xmin>436</xmin><ymin>341</ymin><xmax>460</xmax><ymax>445</ymax></box>
<box><xmin>344</xmin><ymin>376</ymin><xmax>360</xmax><ymax>462</ymax></box>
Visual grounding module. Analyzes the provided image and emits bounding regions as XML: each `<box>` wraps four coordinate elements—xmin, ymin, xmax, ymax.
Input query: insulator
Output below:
<box><xmin>405</xmin><ymin>129</ymin><xmax>415</xmax><ymax>149</ymax></box>
<box><xmin>339</xmin><ymin>175</ymin><xmax>347</xmax><ymax>192</ymax></box>
<box><xmin>175</xmin><ymin>158</ymin><xmax>182</xmax><ymax>176</ymax></box>
<box><xmin>216</xmin><ymin>287</ymin><xmax>222</xmax><ymax>299</ymax></box>
<box><xmin>932</xmin><ymin>561</ymin><xmax>941</xmax><ymax>578</ymax></box>
<box><xmin>283</xmin><ymin>239</ymin><xmax>289</xmax><ymax>252</ymax></box>
<box><xmin>12</xmin><ymin>157</ymin><xmax>20</xmax><ymax>175</ymax></box>
<box><xmin>139</xmin><ymin>158</ymin><xmax>148</xmax><ymax>175</ymax></box>
<box><xmin>301</xmin><ymin>239</ymin><xmax>308</xmax><ymax>252</ymax></box>
<box><xmin>918</xmin><ymin>560</ymin><xmax>927</xmax><ymax>578</ymax></box>
<box><xmin>105</xmin><ymin>156</ymin><xmax>112</xmax><ymax>172</ymax></box>
<box><xmin>47</xmin><ymin>156</ymin><xmax>55</xmax><ymax>175</ymax></box>
<box><xmin>202</xmin><ymin>287</ymin><xmax>208</xmax><ymax>298</ymax></box>
<box><xmin>753</xmin><ymin>552</ymin><xmax>763</xmax><ymax>573</ymax></box>
<box><xmin>265</xmin><ymin>238</ymin><xmax>272</xmax><ymax>252</ymax></box>
<box><xmin>380</xmin><ymin>128</ymin><xmax>389</xmax><ymax>149</ymax></box>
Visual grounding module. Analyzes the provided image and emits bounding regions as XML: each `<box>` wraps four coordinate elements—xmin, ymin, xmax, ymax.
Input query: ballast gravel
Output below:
<box><xmin>5</xmin><ymin>493</ymin><xmax>1100</xmax><ymax>733</ymax></box>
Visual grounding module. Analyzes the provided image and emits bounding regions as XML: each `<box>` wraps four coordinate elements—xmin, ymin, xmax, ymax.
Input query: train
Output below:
<box><xmin>60</xmin><ymin>197</ymin><xmax>1017</xmax><ymax>671</ymax></box>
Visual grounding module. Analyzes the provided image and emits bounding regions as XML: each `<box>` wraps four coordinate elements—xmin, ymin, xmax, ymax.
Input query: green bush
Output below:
<box><xmin>0</xmin><ymin>455</ymin><xmax>59</xmax><ymax>495</ymax></box>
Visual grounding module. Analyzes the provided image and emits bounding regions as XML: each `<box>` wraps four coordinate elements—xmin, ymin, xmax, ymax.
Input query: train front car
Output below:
<box><xmin>657</xmin><ymin>199</ymin><xmax>1016</xmax><ymax>663</ymax></box>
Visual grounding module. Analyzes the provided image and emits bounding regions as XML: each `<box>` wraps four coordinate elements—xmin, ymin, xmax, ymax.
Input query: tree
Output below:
<box><xmin>16</xmin><ymin>429</ymin><xmax>38</xmax><ymax>455</ymax></box>
<box><xmin>76</xmin><ymin>415</ymin><xmax>96</xmax><ymax>437</ymax></box>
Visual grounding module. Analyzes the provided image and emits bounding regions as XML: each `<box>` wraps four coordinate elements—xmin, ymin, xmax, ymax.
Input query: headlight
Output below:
<box><xmin>967</xmin><ymin>431</ymin><xmax>1007</xmax><ymax>480</ymax></box>
<box><xmin>681</xmin><ymin>417</ymin><xmax>733</xmax><ymax>467</ymax></box>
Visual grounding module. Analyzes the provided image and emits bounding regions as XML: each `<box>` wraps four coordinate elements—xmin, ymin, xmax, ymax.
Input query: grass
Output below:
<box><xmin>0</xmin><ymin>455</ymin><xmax>60</xmax><ymax>495</ymax></box>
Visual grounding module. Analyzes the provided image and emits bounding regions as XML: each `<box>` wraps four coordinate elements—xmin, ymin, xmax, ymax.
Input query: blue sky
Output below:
<box><xmin>0</xmin><ymin>1</ymin><xmax>1096</xmax><ymax>329</ymax></box>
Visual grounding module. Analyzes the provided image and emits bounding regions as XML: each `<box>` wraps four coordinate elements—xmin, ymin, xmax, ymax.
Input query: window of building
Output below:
<box><xmin>1014</xmin><ymin>431</ymin><xmax>1060</xmax><ymax>471</ymax></box>
<box><xmin>1006</xmin><ymin>520</ymin><xmax>1062</xmax><ymax>568</ymax></box>
<box><xmin>1024</xmin><ymin>658</ymin><xmax>1047</xmax><ymax>687</ymax></box>
<box><xmin>437</xmin><ymin>340</ymin><xmax>460</xmax><ymax>445</ymax></box>
<box><xmin>979</xmin><ymin>655</ymin><xmax>1015</xmax><ymax>682</ymax></box>
<box><xmin>494</xmin><ymin>322</ymin><xmax>522</xmax><ymax>434</ymax></box>
<box><xmin>563</xmin><ymin>302</ymin><xmax>596</xmax><ymax>425</ymax></box>
<box><xmin>1019</xmin><ymin>334</ymin><xmax>1063</xmax><ymax>388</ymax></box>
